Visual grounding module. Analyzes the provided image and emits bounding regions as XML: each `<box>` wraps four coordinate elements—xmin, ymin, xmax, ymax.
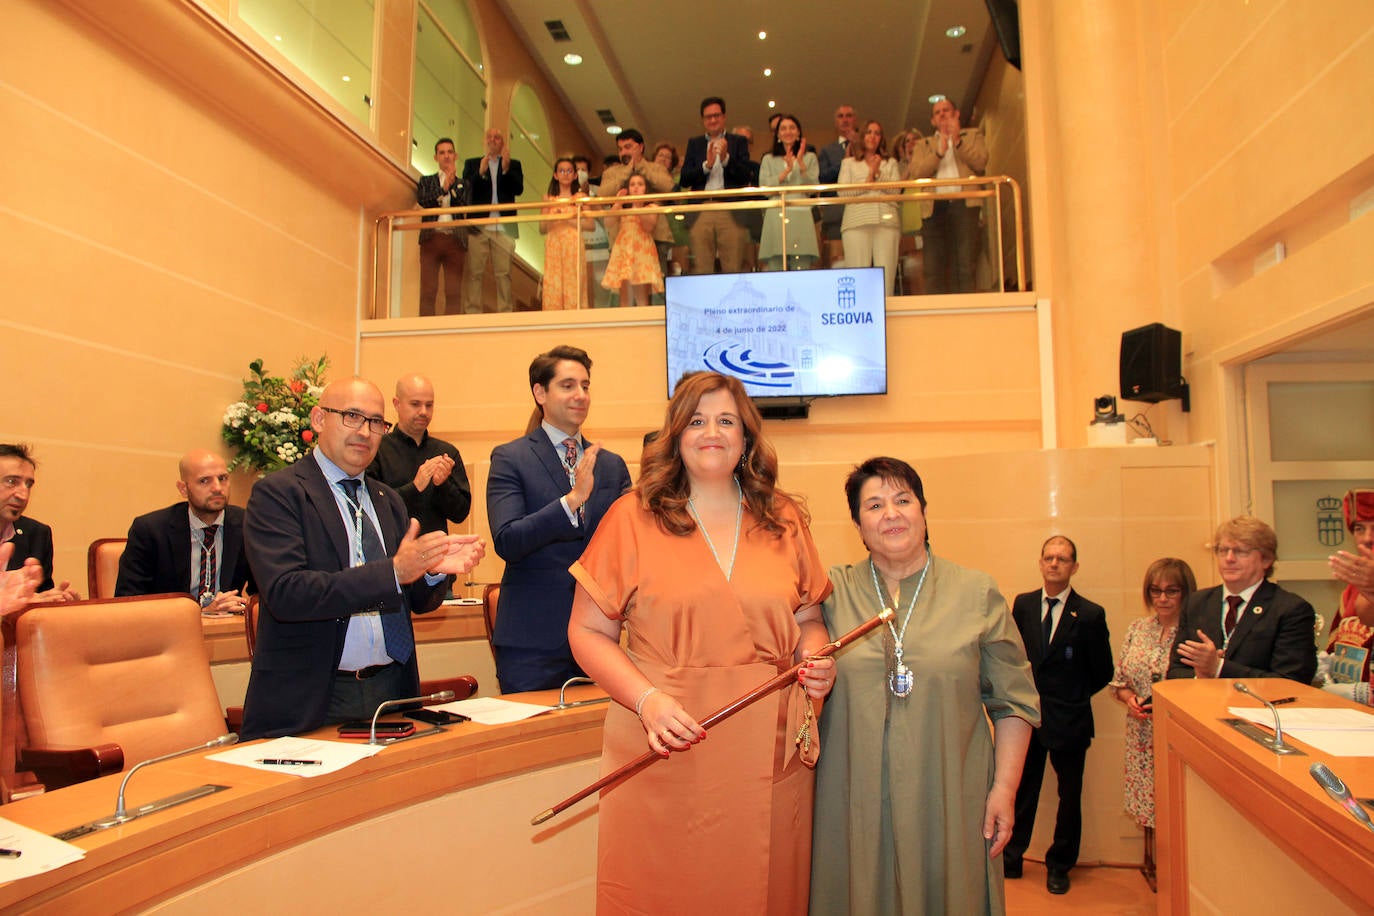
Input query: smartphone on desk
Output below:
<box><xmin>405</xmin><ymin>709</ymin><xmax>470</xmax><ymax>726</ymax></box>
<box><xmin>336</xmin><ymin>721</ymin><xmax>416</xmax><ymax>739</ymax></box>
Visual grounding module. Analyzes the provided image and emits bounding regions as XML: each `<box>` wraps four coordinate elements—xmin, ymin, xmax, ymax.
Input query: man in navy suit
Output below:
<box><xmin>1167</xmin><ymin>515</ymin><xmax>1316</xmax><ymax>683</ymax></box>
<box><xmin>240</xmin><ymin>378</ymin><xmax>485</xmax><ymax>740</ymax></box>
<box><xmin>0</xmin><ymin>442</ymin><xmax>78</xmax><ymax>602</ymax></box>
<box><xmin>416</xmin><ymin>137</ymin><xmax>467</xmax><ymax>316</ymax></box>
<box><xmin>1005</xmin><ymin>535</ymin><xmax>1114</xmax><ymax>895</ymax></box>
<box><xmin>680</xmin><ymin>96</ymin><xmax>752</xmax><ymax>274</ymax></box>
<box><xmin>487</xmin><ymin>345</ymin><xmax>631</xmax><ymax>693</ymax></box>
<box><xmin>461</xmin><ymin>128</ymin><xmax>523</xmax><ymax>313</ymax></box>
<box><xmin>115</xmin><ymin>449</ymin><xmax>255</xmax><ymax>610</ymax></box>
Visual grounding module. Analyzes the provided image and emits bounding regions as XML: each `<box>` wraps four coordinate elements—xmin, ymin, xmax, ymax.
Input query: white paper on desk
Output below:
<box><xmin>207</xmin><ymin>737</ymin><xmax>383</xmax><ymax>776</ymax></box>
<box><xmin>1227</xmin><ymin>706</ymin><xmax>1374</xmax><ymax>756</ymax></box>
<box><xmin>0</xmin><ymin>817</ymin><xmax>85</xmax><ymax>886</ymax></box>
<box><xmin>436</xmin><ymin>697</ymin><xmax>553</xmax><ymax>725</ymax></box>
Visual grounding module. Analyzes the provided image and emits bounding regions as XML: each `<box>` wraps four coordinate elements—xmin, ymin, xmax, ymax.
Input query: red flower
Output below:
<box><xmin>256</xmin><ymin>402</ymin><xmax>269</xmax><ymax>413</ymax></box>
<box><xmin>301</xmin><ymin>429</ymin><xmax>314</xmax><ymax>443</ymax></box>
<box><xmin>288</xmin><ymin>380</ymin><xmax>306</xmax><ymax>394</ymax></box>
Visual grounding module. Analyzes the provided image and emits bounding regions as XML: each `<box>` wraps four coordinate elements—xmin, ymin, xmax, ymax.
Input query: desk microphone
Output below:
<box><xmin>368</xmin><ymin>690</ymin><xmax>456</xmax><ymax>745</ymax></box>
<box><xmin>1233</xmin><ymin>682</ymin><xmax>1288</xmax><ymax>750</ymax></box>
<box><xmin>1310</xmin><ymin>762</ymin><xmax>1374</xmax><ymax>834</ymax></box>
<box><xmin>112</xmin><ymin>733</ymin><xmax>238</xmax><ymax>822</ymax></box>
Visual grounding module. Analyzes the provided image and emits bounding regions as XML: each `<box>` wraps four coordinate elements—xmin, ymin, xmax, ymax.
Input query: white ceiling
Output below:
<box><xmin>494</xmin><ymin>0</ymin><xmax>1000</xmax><ymax>157</ymax></box>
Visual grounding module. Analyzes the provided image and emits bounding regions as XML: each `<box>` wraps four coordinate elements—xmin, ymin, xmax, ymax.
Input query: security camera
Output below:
<box><xmin>1091</xmin><ymin>395</ymin><xmax>1124</xmax><ymax>425</ymax></box>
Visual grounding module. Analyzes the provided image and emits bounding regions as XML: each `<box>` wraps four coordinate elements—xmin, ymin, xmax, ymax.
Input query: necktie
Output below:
<box><xmin>338</xmin><ymin>478</ymin><xmax>414</xmax><ymax>663</ymax></box>
<box><xmin>562</xmin><ymin>438</ymin><xmax>584</xmax><ymax>524</ymax></box>
<box><xmin>1224</xmin><ymin>594</ymin><xmax>1243</xmax><ymax>641</ymax></box>
<box><xmin>1042</xmin><ymin>597</ymin><xmax>1059</xmax><ymax>650</ymax></box>
<box><xmin>197</xmin><ymin>524</ymin><xmax>219</xmax><ymax>605</ymax></box>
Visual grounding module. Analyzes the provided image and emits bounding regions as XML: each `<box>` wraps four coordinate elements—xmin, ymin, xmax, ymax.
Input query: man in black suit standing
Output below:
<box><xmin>415</xmin><ymin>137</ymin><xmax>467</xmax><ymax>316</ymax></box>
<box><xmin>817</xmin><ymin>103</ymin><xmax>857</xmax><ymax>267</ymax></box>
<box><xmin>367</xmin><ymin>373</ymin><xmax>472</xmax><ymax>537</ymax></box>
<box><xmin>1167</xmin><ymin>516</ymin><xmax>1316</xmax><ymax>683</ymax></box>
<box><xmin>1005</xmin><ymin>535</ymin><xmax>1113</xmax><ymax>895</ymax></box>
<box><xmin>0</xmin><ymin>442</ymin><xmax>78</xmax><ymax>602</ymax></box>
<box><xmin>462</xmin><ymin>127</ymin><xmax>523</xmax><ymax>314</ymax></box>
<box><xmin>115</xmin><ymin>449</ymin><xmax>254</xmax><ymax>611</ymax></box>
<box><xmin>680</xmin><ymin>96</ymin><xmax>752</xmax><ymax>274</ymax></box>
<box><xmin>239</xmin><ymin>378</ymin><xmax>485</xmax><ymax>740</ymax></box>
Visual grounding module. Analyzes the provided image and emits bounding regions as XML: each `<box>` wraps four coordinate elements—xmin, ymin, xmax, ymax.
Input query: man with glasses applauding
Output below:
<box><xmin>240</xmin><ymin>378</ymin><xmax>485</xmax><ymax>740</ymax></box>
<box><xmin>1167</xmin><ymin>516</ymin><xmax>1317</xmax><ymax>682</ymax></box>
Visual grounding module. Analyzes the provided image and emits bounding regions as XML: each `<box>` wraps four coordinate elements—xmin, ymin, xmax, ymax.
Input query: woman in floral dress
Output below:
<box><xmin>1109</xmin><ymin>557</ymin><xmax>1196</xmax><ymax>886</ymax></box>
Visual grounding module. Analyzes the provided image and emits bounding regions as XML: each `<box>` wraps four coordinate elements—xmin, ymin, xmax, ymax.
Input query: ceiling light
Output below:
<box><xmin>563</xmin><ymin>53</ymin><xmax>583</xmax><ymax>66</ymax></box>
<box><xmin>767</xmin><ymin>100</ymin><xmax>776</xmax><ymax>109</ymax></box>
<box><xmin>945</xmin><ymin>25</ymin><xmax>966</xmax><ymax>38</ymax></box>
<box><xmin>342</xmin><ymin>75</ymin><xmax>351</xmax><ymax>82</ymax></box>
<box><xmin>758</xmin><ymin>31</ymin><xmax>767</xmax><ymax>40</ymax></box>
<box><xmin>928</xmin><ymin>94</ymin><xmax>946</xmax><ymax>104</ymax></box>
<box><xmin>763</xmin><ymin>68</ymin><xmax>772</xmax><ymax>77</ymax></box>
<box><xmin>273</xmin><ymin>35</ymin><xmax>282</xmax><ymax>42</ymax></box>
<box><xmin>606</xmin><ymin>125</ymin><xmax>623</xmax><ymax>135</ymax></box>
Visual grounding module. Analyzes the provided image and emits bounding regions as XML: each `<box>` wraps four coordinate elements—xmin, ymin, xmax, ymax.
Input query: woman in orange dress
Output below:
<box><xmin>568</xmin><ymin>371</ymin><xmax>834</xmax><ymax>914</ymax></box>
<box><xmin>600</xmin><ymin>172</ymin><xmax>663</xmax><ymax>307</ymax></box>
<box><xmin>540</xmin><ymin>157</ymin><xmax>587</xmax><ymax>310</ymax></box>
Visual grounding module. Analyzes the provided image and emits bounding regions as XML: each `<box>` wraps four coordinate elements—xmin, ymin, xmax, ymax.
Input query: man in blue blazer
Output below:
<box><xmin>680</xmin><ymin>96</ymin><xmax>753</xmax><ymax>274</ymax></box>
<box><xmin>1167</xmin><ymin>515</ymin><xmax>1316</xmax><ymax>682</ymax></box>
<box><xmin>1005</xmin><ymin>535</ymin><xmax>1114</xmax><ymax>895</ymax></box>
<box><xmin>461</xmin><ymin>127</ymin><xmax>523</xmax><ymax>313</ymax></box>
<box><xmin>115</xmin><ymin>449</ymin><xmax>254</xmax><ymax>609</ymax></box>
<box><xmin>240</xmin><ymin>378</ymin><xmax>485</xmax><ymax>740</ymax></box>
<box><xmin>487</xmin><ymin>345</ymin><xmax>631</xmax><ymax>693</ymax></box>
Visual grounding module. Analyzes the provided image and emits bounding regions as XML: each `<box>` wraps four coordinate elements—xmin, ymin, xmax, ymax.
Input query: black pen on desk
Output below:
<box><xmin>0</xmin><ymin>848</ymin><xmax>22</xmax><ymax>858</ymax></box>
<box><xmin>1271</xmin><ymin>696</ymin><xmax>1299</xmax><ymax>706</ymax></box>
<box><xmin>257</xmin><ymin>758</ymin><xmax>322</xmax><ymax>766</ymax></box>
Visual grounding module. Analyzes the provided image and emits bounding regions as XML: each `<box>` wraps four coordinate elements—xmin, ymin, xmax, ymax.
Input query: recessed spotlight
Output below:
<box><xmin>945</xmin><ymin>25</ymin><xmax>966</xmax><ymax>38</ymax></box>
<box><xmin>563</xmin><ymin>53</ymin><xmax>583</xmax><ymax>66</ymax></box>
<box><xmin>342</xmin><ymin>75</ymin><xmax>351</xmax><ymax>82</ymax></box>
<box><xmin>928</xmin><ymin>93</ymin><xmax>946</xmax><ymax>104</ymax></box>
<box><xmin>758</xmin><ymin>30</ymin><xmax>767</xmax><ymax>40</ymax></box>
<box><xmin>273</xmin><ymin>35</ymin><xmax>282</xmax><ymax>42</ymax></box>
<box><xmin>606</xmin><ymin>125</ymin><xmax>623</xmax><ymax>135</ymax></box>
<box><xmin>763</xmin><ymin>68</ymin><xmax>772</xmax><ymax>77</ymax></box>
<box><xmin>767</xmin><ymin>100</ymin><xmax>776</xmax><ymax>109</ymax></box>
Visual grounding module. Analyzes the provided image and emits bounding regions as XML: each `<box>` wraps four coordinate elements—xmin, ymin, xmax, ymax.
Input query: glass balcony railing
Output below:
<box><xmin>371</xmin><ymin>176</ymin><xmax>1025</xmax><ymax>319</ymax></box>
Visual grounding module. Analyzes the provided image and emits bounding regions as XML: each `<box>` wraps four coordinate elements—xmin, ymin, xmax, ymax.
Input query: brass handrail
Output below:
<box><xmin>372</xmin><ymin>175</ymin><xmax>1025</xmax><ymax>318</ymax></box>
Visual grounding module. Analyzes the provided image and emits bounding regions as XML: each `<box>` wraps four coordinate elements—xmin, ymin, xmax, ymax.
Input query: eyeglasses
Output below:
<box><xmin>1147</xmin><ymin>587</ymin><xmax>1183</xmax><ymax>599</ymax></box>
<box><xmin>1212</xmin><ymin>545</ymin><xmax>1257</xmax><ymax>558</ymax></box>
<box><xmin>319</xmin><ymin>406</ymin><xmax>390</xmax><ymax>435</ymax></box>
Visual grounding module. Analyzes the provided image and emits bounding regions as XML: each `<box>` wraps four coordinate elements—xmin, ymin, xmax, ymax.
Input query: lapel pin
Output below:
<box><xmin>1071</xmin><ymin>610</ymin><xmax>1078</xmax><ymax>618</ymax></box>
<box><xmin>1253</xmin><ymin>606</ymin><xmax>1264</xmax><ymax>615</ymax></box>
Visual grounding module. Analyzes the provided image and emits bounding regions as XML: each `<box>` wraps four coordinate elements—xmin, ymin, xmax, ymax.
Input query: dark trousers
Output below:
<box><xmin>419</xmin><ymin>231</ymin><xmax>464</xmax><ymax>316</ymax></box>
<box><xmin>325</xmin><ymin>662</ymin><xmax>413</xmax><ymax>723</ymax></box>
<box><xmin>1007</xmin><ymin>729</ymin><xmax>1086</xmax><ymax>871</ymax></box>
<box><xmin>921</xmin><ymin>199</ymin><xmax>980</xmax><ymax>293</ymax></box>
<box><xmin>495</xmin><ymin>644</ymin><xmax>586</xmax><ymax>694</ymax></box>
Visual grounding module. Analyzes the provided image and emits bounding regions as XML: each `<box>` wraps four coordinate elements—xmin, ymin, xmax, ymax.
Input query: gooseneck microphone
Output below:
<box><xmin>1233</xmin><ymin>682</ymin><xmax>1288</xmax><ymax>750</ymax></box>
<box><xmin>1310</xmin><ymin>762</ymin><xmax>1374</xmax><ymax>833</ymax></box>
<box><xmin>368</xmin><ymin>690</ymin><xmax>456</xmax><ymax>744</ymax></box>
<box><xmin>113</xmin><ymin>733</ymin><xmax>238</xmax><ymax>821</ymax></box>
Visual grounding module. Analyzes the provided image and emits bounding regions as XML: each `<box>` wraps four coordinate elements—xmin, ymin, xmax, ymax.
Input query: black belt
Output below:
<box><xmin>336</xmin><ymin>662</ymin><xmax>400</xmax><ymax>680</ymax></box>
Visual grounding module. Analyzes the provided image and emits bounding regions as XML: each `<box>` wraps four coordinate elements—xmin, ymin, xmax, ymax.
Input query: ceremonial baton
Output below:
<box><xmin>531</xmin><ymin>607</ymin><xmax>893</xmax><ymax>825</ymax></box>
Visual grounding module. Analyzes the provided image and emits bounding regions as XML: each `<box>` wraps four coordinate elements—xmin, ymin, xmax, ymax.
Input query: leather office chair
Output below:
<box><xmin>238</xmin><ymin>596</ymin><xmax>479</xmax><ymax>702</ymax></box>
<box><xmin>481</xmin><ymin>583</ymin><xmax>500</xmax><ymax>662</ymax></box>
<box><xmin>86</xmin><ymin>537</ymin><xmax>127</xmax><ymax>600</ymax></box>
<box><xmin>1</xmin><ymin>594</ymin><xmax>227</xmax><ymax>800</ymax></box>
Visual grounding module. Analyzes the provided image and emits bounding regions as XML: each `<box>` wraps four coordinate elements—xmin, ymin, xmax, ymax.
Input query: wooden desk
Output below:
<box><xmin>0</xmin><ymin>687</ymin><xmax>607</xmax><ymax>914</ymax></box>
<box><xmin>1154</xmin><ymin>678</ymin><xmax>1374</xmax><ymax>914</ymax></box>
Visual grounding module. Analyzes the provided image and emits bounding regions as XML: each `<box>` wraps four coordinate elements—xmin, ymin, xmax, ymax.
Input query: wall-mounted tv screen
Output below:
<box><xmin>664</xmin><ymin>267</ymin><xmax>888</xmax><ymax>399</ymax></box>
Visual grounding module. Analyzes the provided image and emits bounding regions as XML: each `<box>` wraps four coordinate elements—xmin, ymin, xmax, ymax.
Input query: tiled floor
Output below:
<box><xmin>1005</xmin><ymin>860</ymin><xmax>1156</xmax><ymax>915</ymax></box>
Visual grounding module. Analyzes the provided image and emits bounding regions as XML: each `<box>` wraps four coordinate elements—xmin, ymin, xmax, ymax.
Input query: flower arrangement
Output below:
<box><xmin>222</xmin><ymin>355</ymin><xmax>329</xmax><ymax>473</ymax></box>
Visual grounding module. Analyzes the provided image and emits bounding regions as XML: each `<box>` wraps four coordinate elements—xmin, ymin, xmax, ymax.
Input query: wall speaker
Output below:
<box><xmin>985</xmin><ymin>0</ymin><xmax>1022</xmax><ymax>70</ymax></box>
<box><xmin>1120</xmin><ymin>323</ymin><xmax>1183</xmax><ymax>404</ymax></box>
